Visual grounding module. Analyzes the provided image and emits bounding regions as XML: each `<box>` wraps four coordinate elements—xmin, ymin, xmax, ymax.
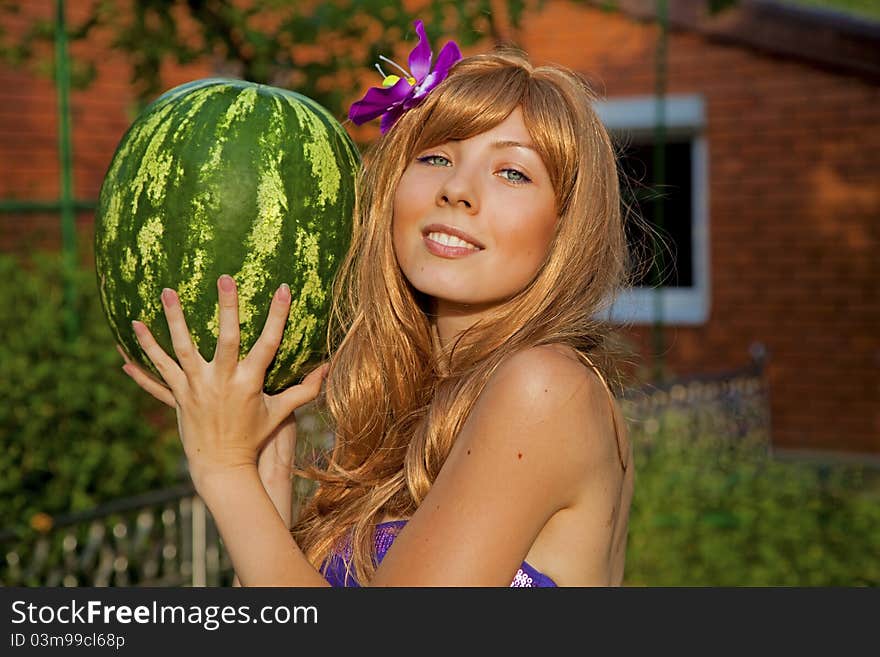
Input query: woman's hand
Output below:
<box><xmin>123</xmin><ymin>338</ymin><xmax>301</xmax><ymax>533</ymax></box>
<box><xmin>119</xmin><ymin>344</ymin><xmax>306</xmax><ymax>526</ymax></box>
<box><xmin>118</xmin><ymin>274</ymin><xmax>329</xmax><ymax>490</ymax></box>
<box><xmin>118</xmin><ymin>342</ymin><xmax>303</xmax><ymax>491</ymax></box>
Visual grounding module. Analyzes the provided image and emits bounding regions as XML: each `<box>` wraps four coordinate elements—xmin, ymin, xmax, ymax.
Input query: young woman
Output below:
<box><xmin>119</xmin><ymin>26</ymin><xmax>636</xmax><ymax>587</ymax></box>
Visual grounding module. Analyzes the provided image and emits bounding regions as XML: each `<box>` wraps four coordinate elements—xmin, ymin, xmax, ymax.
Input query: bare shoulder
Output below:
<box><xmin>471</xmin><ymin>344</ymin><xmax>623</xmax><ymax>499</ymax></box>
<box><xmin>482</xmin><ymin>344</ymin><xmax>619</xmax><ymax>443</ymax></box>
<box><xmin>482</xmin><ymin>345</ymin><xmax>633</xmax><ymax>585</ymax></box>
<box><xmin>482</xmin><ymin>344</ymin><xmax>606</xmax><ymax>406</ymax></box>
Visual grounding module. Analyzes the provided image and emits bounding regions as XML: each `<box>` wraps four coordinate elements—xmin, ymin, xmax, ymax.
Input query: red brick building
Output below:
<box><xmin>1</xmin><ymin>0</ymin><xmax>877</xmax><ymax>455</ymax></box>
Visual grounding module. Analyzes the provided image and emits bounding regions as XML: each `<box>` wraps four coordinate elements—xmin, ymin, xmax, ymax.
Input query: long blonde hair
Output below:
<box><xmin>291</xmin><ymin>48</ymin><xmax>639</xmax><ymax>586</ymax></box>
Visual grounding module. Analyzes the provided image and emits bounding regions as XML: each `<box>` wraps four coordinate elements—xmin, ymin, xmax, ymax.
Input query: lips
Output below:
<box><xmin>423</xmin><ymin>234</ymin><xmax>482</xmax><ymax>258</ymax></box>
<box><xmin>421</xmin><ymin>223</ymin><xmax>484</xmax><ymax>249</ymax></box>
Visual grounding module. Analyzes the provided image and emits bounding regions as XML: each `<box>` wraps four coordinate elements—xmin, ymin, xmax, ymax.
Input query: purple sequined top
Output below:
<box><xmin>320</xmin><ymin>519</ymin><xmax>558</xmax><ymax>587</ymax></box>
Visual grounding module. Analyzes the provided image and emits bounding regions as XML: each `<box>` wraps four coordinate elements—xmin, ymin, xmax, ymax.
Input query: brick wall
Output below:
<box><xmin>0</xmin><ymin>1</ymin><xmax>213</xmax><ymax>263</ymax></box>
<box><xmin>1</xmin><ymin>1</ymin><xmax>877</xmax><ymax>454</ymax></box>
<box><xmin>520</xmin><ymin>2</ymin><xmax>879</xmax><ymax>454</ymax></box>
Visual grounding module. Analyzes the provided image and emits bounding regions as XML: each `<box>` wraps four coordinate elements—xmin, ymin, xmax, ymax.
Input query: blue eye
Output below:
<box><xmin>500</xmin><ymin>168</ymin><xmax>531</xmax><ymax>184</ymax></box>
<box><xmin>417</xmin><ymin>154</ymin><xmax>451</xmax><ymax>166</ymax></box>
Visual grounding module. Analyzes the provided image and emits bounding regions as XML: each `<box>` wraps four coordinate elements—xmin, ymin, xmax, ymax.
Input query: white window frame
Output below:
<box><xmin>594</xmin><ymin>94</ymin><xmax>710</xmax><ymax>325</ymax></box>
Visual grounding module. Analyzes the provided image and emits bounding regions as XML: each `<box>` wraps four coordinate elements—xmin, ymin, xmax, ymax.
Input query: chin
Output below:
<box><xmin>425</xmin><ymin>286</ymin><xmax>505</xmax><ymax>309</ymax></box>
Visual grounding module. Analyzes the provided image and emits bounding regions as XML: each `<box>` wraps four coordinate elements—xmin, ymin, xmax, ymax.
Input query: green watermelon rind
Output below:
<box><xmin>95</xmin><ymin>78</ymin><xmax>360</xmax><ymax>394</ymax></box>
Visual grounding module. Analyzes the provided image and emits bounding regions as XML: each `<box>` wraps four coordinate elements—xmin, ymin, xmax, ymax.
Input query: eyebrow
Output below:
<box><xmin>490</xmin><ymin>140</ymin><xmax>538</xmax><ymax>152</ymax></box>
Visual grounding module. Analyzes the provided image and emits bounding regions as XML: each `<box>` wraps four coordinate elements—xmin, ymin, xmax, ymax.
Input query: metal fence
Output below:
<box><xmin>1</xmin><ymin>350</ymin><xmax>771</xmax><ymax>587</ymax></box>
<box><xmin>622</xmin><ymin>344</ymin><xmax>772</xmax><ymax>449</ymax></box>
<box><xmin>0</xmin><ymin>483</ymin><xmax>233</xmax><ymax>587</ymax></box>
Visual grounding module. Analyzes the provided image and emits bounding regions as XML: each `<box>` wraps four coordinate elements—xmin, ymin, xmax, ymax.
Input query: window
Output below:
<box><xmin>594</xmin><ymin>95</ymin><xmax>709</xmax><ymax>325</ymax></box>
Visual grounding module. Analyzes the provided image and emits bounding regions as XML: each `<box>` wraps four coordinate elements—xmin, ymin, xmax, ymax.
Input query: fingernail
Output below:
<box><xmin>161</xmin><ymin>288</ymin><xmax>177</xmax><ymax>306</ymax></box>
<box><xmin>132</xmin><ymin>320</ymin><xmax>142</xmax><ymax>334</ymax></box>
<box><xmin>278</xmin><ymin>283</ymin><xmax>291</xmax><ymax>302</ymax></box>
<box><xmin>219</xmin><ymin>275</ymin><xmax>235</xmax><ymax>293</ymax></box>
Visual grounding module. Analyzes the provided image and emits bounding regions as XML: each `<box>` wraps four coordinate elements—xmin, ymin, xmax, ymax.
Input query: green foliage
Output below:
<box><xmin>584</xmin><ymin>0</ymin><xmax>880</xmax><ymax>21</ymax></box>
<box><xmin>706</xmin><ymin>0</ymin><xmax>739</xmax><ymax>13</ymax></box>
<box><xmin>781</xmin><ymin>0</ymin><xmax>880</xmax><ymax>21</ymax></box>
<box><xmin>0</xmin><ymin>0</ymin><xmax>542</xmax><ymax>121</ymax></box>
<box><xmin>0</xmin><ymin>251</ymin><xmax>184</xmax><ymax>537</ymax></box>
<box><xmin>625</xmin><ymin>411</ymin><xmax>880</xmax><ymax>586</ymax></box>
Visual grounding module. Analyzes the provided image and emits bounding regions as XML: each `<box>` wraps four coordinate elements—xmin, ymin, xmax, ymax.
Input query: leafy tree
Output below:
<box><xmin>0</xmin><ymin>0</ymin><xmax>538</xmax><ymax>117</ymax></box>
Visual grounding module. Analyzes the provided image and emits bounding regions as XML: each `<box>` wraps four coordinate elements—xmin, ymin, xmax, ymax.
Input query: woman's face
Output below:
<box><xmin>392</xmin><ymin>107</ymin><xmax>558</xmax><ymax>318</ymax></box>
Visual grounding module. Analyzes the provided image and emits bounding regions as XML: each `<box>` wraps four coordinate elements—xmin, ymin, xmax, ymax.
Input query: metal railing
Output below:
<box><xmin>621</xmin><ymin>344</ymin><xmax>772</xmax><ymax>447</ymax></box>
<box><xmin>0</xmin><ymin>482</ymin><xmax>233</xmax><ymax>587</ymax></box>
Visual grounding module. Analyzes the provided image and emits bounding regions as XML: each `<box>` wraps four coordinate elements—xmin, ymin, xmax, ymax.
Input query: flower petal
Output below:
<box><xmin>380</xmin><ymin>104</ymin><xmax>406</xmax><ymax>134</ymax></box>
<box><xmin>348</xmin><ymin>78</ymin><xmax>414</xmax><ymax>124</ymax></box>
<box><xmin>408</xmin><ymin>71</ymin><xmax>437</xmax><ymax>105</ymax></box>
<box><xmin>434</xmin><ymin>40</ymin><xmax>463</xmax><ymax>78</ymax></box>
<box><xmin>408</xmin><ymin>19</ymin><xmax>433</xmax><ymax>82</ymax></box>
<box><xmin>408</xmin><ymin>40</ymin><xmax>462</xmax><ymax>105</ymax></box>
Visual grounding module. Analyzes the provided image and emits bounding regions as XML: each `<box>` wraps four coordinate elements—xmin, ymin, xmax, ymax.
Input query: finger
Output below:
<box><xmin>160</xmin><ymin>288</ymin><xmax>206</xmax><ymax>373</ymax></box>
<box><xmin>132</xmin><ymin>319</ymin><xmax>189</xmax><ymax>392</ymax></box>
<box><xmin>121</xmin><ymin>362</ymin><xmax>176</xmax><ymax>408</ymax></box>
<box><xmin>243</xmin><ymin>283</ymin><xmax>292</xmax><ymax>375</ymax></box>
<box><xmin>115</xmin><ymin>344</ymin><xmax>130</xmax><ymax>364</ymax></box>
<box><xmin>267</xmin><ymin>361</ymin><xmax>327</xmax><ymax>425</ymax></box>
<box><xmin>213</xmin><ymin>274</ymin><xmax>241</xmax><ymax>375</ymax></box>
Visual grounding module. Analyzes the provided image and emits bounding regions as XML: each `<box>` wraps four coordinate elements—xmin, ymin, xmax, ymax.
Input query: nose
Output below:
<box><xmin>436</xmin><ymin>166</ymin><xmax>478</xmax><ymax>213</ymax></box>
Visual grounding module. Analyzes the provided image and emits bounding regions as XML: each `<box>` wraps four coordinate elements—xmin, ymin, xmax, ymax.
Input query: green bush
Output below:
<box><xmin>0</xmin><ymin>251</ymin><xmax>184</xmax><ymax>536</ymax></box>
<box><xmin>624</xmin><ymin>410</ymin><xmax>880</xmax><ymax>586</ymax></box>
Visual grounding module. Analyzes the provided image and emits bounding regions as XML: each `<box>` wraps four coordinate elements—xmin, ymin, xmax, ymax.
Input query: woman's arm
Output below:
<box><xmin>232</xmin><ymin>478</ymin><xmax>293</xmax><ymax>586</ymax></box>
<box><xmin>121</xmin><ymin>277</ymin><xmax>332</xmax><ymax>586</ymax></box>
<box><xmin>200</xmin><ymin>465</ymin><xmax>329</xmax><ymax>587</ymax></box>
<box><xmin>232</xmin><ymin>427</ymin><xmax>295</xmax><ymax>586</ymax></box>
<box><xmin>118</xmin><ymin>341</ymin><xmax>301</xmax><ymax>587</ymax></box>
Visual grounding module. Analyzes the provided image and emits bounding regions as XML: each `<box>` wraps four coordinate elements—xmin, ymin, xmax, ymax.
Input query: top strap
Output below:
<box><xmin>574</xmin><ymin>350</ymin><xmax>629</xmax><ymax>473</ymax></box>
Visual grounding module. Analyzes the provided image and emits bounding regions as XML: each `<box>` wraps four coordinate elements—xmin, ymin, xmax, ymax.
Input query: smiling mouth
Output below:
<box><xmin>422</xmin><ymin>233</ymin><xmax>484</xmax><ymax>258</ymax></box>
<box><xmin>424</xmin><ymin>231</ymin><xmax>482</xmax><ymax>251</ymax></box>
<box><xmin>420</xmin><ymin>223</ymin><xmax>486</xmax><ymax>249</ymax></box>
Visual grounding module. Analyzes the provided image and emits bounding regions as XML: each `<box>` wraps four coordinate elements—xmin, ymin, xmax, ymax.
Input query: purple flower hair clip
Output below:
<box><xmin>348</xmin><ymin>19</ymin><xmax>462</xmax><ymax>134</ymax></box>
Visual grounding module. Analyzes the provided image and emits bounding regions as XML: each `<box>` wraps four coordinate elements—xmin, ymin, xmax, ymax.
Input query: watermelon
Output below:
<box><xmin>95</xmin><ymin>78</ymin><xmax>360</xmax><ymax>393</ymax></box>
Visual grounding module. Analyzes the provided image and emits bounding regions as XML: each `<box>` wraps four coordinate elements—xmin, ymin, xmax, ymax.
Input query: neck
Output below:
<box><xmin>429</xmin><ymin>297</ymin><xmax>500</xmax><ymax>352</ymax></box>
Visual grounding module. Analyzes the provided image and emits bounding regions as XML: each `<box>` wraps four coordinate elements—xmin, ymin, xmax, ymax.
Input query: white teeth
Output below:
<box><xmin>426</xmin><ymin>232</ymin><xmax>480</xmax><ymax>250</ymax></box>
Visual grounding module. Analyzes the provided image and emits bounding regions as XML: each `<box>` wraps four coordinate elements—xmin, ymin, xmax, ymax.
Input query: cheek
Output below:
<box><xmin>391</xmin><ymin>183</ymin><xmax>414</xmax><ymax>248</ymax></box>
<box><xmin>532</xmin><ymin>196</ymin><xmax>559</xmax><ymax>255</ymax></box>
<box><xmin>393</xmin><ymin>187</ymin><xmax>420</xmax><ymax>233</ymax></box>
<box><xmin>504</xmin><ymin>206</ymin><xmax>557</xmax><ymax>262</ymax></box>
